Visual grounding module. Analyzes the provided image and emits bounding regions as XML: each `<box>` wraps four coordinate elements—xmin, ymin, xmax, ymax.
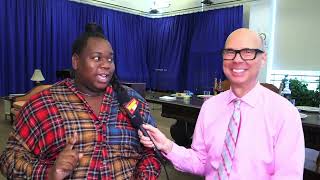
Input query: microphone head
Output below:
<box><xmin>117</xmin><ymin>89</ymin><xmax>130</xmax><ymax>104</ymax></box>
<box><xmin>124</xmin><ymin>98</ymin><xmax>139</xmax><ymax>117</ymax></box>
<box><xmin>117</xmin><ymin>89</ymin><xmax>144</xmax><ymax>129</ymax></box>
<box><xmin>123</xmin><ymin>98</ymin><xmax>144</xmax><ymax>129</ymax></box>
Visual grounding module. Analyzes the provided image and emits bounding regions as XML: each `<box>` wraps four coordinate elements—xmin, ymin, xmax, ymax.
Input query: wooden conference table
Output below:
<box><xmin>146</xmin><ymin>92</ymin><xmax>320</xmax><ymax>150</ymax></box>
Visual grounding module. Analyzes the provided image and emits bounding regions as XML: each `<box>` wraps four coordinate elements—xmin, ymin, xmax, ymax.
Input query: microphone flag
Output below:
<box><xmin>125</xmin><ymin>98</ymin><xmax>138</xmax><ymax>116</ymax></box>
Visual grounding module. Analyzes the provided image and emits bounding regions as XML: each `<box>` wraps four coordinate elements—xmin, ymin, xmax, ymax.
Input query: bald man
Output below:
<box><xmin>139</xmin><ymin>28</ymin><xmax>304</xmax><ymax>179</ymax></box>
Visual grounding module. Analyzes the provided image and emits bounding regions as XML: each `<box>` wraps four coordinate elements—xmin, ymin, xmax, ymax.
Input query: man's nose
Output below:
<box><xmin>233</xmin><ymin>52</ymin><xmax>244</xmax><ymax>62</ymax></box>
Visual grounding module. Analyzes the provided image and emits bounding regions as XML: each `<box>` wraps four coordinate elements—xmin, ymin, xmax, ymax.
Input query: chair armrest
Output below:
<box><xmin>13</xmin><ymin>85</ymin><xmax>52</xmax><ymax>102</ymax></box>
<box><xmin>12</xmin><ymin>101</ymin><xmax>26</xmax><ymax>109</ymax></box>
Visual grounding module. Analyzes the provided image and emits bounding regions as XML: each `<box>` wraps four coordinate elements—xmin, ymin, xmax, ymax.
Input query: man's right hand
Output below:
<box><xmin>138</xmin><ymin>124</ymin><xmax>173</xmax><ymax>154</ymax></box>
<box><xmin>48</xmin><ymin>132</ymin><xmax>83</xmax><ymax>180</ymax></box>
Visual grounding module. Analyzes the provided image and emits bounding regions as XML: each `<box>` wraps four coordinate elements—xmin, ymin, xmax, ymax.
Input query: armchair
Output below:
<box><xmin>10</xmin><ymin>85</ymin><xmax>52</xmax><ymax>122</ymax></box>
<box><xmin>216</xmin><ymin>80</ymin><xmax>279</xmax><ymax>94</ymax></box>
<box><xmin>121</xmin><ymin>82</ymin><xmax>146</xmax><ymax>98</ymax></box>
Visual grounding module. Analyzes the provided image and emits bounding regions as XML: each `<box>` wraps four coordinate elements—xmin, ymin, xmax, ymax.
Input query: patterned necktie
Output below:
<box><xmin>215</xmin><ymin>99</ymin><xmax>241</xmax><ymax>180</ymax></box>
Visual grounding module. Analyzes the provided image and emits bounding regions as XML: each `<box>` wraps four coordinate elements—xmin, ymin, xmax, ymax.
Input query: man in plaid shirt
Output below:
<box><xmin>0</xmin><ymin>25</ymin><xmax>161</xmax><ymax>179</ymax></box>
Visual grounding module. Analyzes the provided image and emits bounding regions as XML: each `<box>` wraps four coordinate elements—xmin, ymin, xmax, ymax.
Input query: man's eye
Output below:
<box><xmin>225</xmin><ymin>50</ymin><xmax>235</xmax><ymax>54</ymax></box>
<box><xmin>107</xmin><ymin>58</ymin><xmax>114</xmax><ymax>63</ymax></box>
<box><xmin>243</xmin><ymin>49</ymin><xmax>254</xmax><ymax>54</ymax></box>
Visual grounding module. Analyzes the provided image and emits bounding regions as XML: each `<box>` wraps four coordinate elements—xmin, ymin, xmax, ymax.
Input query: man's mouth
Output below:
<box><xmin>232</xmin><ymin>69</ymin><xmax>245</xmax><ymax>73</ymax></box>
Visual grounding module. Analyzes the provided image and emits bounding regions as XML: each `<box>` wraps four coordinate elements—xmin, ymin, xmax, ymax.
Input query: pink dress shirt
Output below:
<box><xmin>164</xmin><ymin>83</ymin><xmax>305</xmax><ymax>180</ymax></box>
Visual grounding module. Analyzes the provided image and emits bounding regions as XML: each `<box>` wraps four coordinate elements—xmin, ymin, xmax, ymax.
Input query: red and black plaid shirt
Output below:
<box><xmin>0</xmin><ymin>79</ymin><xmax>161</xmax><ymax>179</ymax></box>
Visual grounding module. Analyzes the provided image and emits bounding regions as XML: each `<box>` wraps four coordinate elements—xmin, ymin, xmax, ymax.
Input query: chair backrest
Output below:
<box><xmin>221</xmin><ymin>80</ymin><xmax>231</xmax><ymax>91</ymax></box>
<box><xmin>15</xmin><ymin>85</ymin><xmax>52</xmax><ymax>101</ymax></box>
<box><xmin>261</xmin><ymin>83</ymin><xmax>279</xmax><ymax>93</ymax></box>
<box><xmin>121</xmin><ymin>82</ymin><xmax>146</xmax><ymax>98</ymax></box>
<box><xmin>217</xmin><ymin>80</ymin><xmax>279</xmax><ymax>94</ymax></box>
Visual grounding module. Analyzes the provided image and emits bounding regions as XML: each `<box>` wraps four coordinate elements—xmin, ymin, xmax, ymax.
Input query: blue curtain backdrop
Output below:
<box><xmin>186</xmin><ymin>7</ymin><xmax>243</xmax><ymax>93</ymax></box>
<box><xmin>0</xmin><ymin>0</ymin><xmax>242</xmax><ymax>96</ymax></box>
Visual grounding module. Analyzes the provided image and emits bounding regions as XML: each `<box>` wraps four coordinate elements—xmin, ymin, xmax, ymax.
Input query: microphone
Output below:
<box><xmin>117</xmin><ymin>91</ymin><xmax>145</xmax><ymax>131</ymax></box>
<box><xmin>117</xmin><ymin>90</ymin><xmax>163</xmax><ymax>158</ymax></box>
<box><xmin>123</xmin><ymin>98</ymin><xmax>149</xmax><ymax>137</ymax></box>
<box><xmin>117</xmin><ymin>89</ymin><xmax>170</xmax><ymax>180</ymax></box>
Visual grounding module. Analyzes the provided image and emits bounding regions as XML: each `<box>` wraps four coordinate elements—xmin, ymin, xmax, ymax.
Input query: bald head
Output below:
<box><xmin>222</xmin><ymin>28</ymin><xmax>267</xmax><ymax>97</ymax></box>
<box><xmin>225</xmin><ymin>28</ymin><xmax>264</xmax><ymax>51</ymax></box>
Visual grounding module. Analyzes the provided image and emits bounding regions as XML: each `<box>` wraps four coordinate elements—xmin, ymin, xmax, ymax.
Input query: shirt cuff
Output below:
<box><xmin>31</xmin><ymin>163</ymin><xmax>50</xmax><ymax>179</ymax></box>
<box><xmin>162</xmin><ymin>142</ymin><xmax>180</xmax><ymax>160</ymax></box>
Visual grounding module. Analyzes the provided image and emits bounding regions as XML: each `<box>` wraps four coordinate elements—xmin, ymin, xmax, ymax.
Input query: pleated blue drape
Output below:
<box><xmin>0</xmin><ymin>0</ymin><xmax>242</xmax><ymax>96</ymax></box>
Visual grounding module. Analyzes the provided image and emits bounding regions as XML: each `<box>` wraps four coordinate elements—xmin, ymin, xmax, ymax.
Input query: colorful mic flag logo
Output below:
<box><xmin>125</xmin><ymin>98</ymin><xmax>138</xmax><ymax>115</ymax></box>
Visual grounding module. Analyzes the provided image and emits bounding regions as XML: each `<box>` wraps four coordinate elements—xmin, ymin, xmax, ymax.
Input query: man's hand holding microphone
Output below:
<box><xmin>138</xmin><ymin>124</ymin><xmax>173</xmax><ymax>154</ymax></box>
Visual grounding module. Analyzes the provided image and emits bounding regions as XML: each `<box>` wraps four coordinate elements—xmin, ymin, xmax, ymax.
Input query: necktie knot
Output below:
<box><xmin>234</xmin><ymin>99</ymin><xmax>241</xmax><ymax>110</ymax></box>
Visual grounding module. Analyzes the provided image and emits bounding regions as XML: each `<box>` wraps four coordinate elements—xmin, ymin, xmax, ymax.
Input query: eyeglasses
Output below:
<box><xmin>222</xmin><ymin>48</ymin><xmax>264</xmax><ymax>61</ymax></box>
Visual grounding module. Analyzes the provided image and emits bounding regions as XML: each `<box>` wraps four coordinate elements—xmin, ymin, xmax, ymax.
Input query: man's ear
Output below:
<box><xmin>260</xmin><ymin>52</ymin><xmax>267</xmax><ymax>68</ymax></box>
<box><xmin>72</xmin><ymin>54</ymin><xmax>79</xmax><ymax>70</ymax></box>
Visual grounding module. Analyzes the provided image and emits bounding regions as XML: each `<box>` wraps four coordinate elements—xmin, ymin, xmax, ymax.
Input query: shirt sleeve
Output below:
<box><xmin>163</xmin><ymin>102</ymin><xmax>208</xmax><ymax>176</ymax></box>
<box><xmin>135</xmin><ymin>146</ymin><xmax>161</xmax><ymax>179</ymax></box>
<box><xmin>271</xmin><ymin>105</ymin><xmax>305</xmax><ymax>180</ymax></box>
<box><xmin>135</xmin><ymin>101</ymin><xmax>161</xmax><ymax>179</ymax></box>
<box><xmin>0</xmin><ymin>132</ymin><xmax>52</xmax><ymax>179</ymax></box>
<box><xmin>0</xmin><ymin>93</ymin><xmax>56</xmax><ymax>179</ymax></box>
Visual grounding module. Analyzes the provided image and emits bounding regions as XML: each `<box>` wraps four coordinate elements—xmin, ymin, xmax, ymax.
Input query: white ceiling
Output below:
<box><xmin>71</xmin><ymin>0</ymin><xmax>258</xmax><ymax>17</ymax></box>
<box><xmin>94</xmin><ymin>0</ymin><xmax>237</xmax><ymax>12</ymax></box>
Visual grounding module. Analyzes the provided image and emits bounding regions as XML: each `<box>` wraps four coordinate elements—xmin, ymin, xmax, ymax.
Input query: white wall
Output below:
<box><xmin>273</xmin><ymin>0</ymin><xmax>320</xmax><ymax>71</ymax></box>
<box><xmin>249</xmin><ymin>0</ymin><xmax>273</xmax><ymax>82</ymax></box>
<box><xmin>249</xmin><ymin>0</ymin><xmax>320</xmax><ymax>83</ymax></box>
